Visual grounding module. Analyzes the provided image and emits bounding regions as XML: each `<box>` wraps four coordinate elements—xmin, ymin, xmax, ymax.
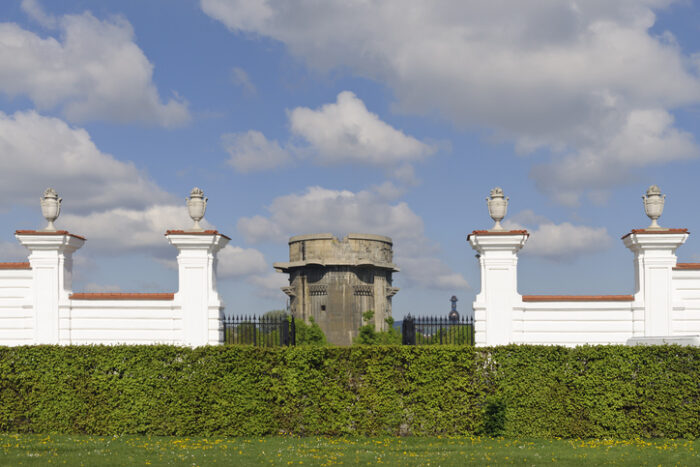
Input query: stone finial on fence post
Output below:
<box><xmin>642</xmin><ymin>185</ymin><xmax>666</xmax><ymax>230</ymax></box>
<box><xmin>186</xmin><ymin>187</ymin><xmax>207</xmax><ymax>232</ymax></box>
<box><xmin>487</xmin><ymin>187</ymin><xmax>508</xmax><ymax>232</ymax></box>
<box><xmin>40</xmin><ymin>188</ymin><xmax>61</xmax><ymax>231</ymax></box>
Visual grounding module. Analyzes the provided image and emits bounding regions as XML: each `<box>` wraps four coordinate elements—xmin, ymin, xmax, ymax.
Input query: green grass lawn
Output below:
<box><xmin>0</xmin><ymin>434</ymin><xmax>697</xmax><ymax>466</ymax></box>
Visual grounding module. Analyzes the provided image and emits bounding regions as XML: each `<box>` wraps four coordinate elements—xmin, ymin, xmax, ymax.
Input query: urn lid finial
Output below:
<box><xmin>646</xmin><ymin>185</ymin><xmax>662</xmax><ymax>197</ymax></box>
<box><xmin>490</xmin><ymin>187</ymin><xmax>505</xmax><ymax>199</ymax></box>
<box><xmin>43</xmin><ymin>187</ymin><xmax>59</xmax><ymax>199</ymax></box>
<box><xmin>189</xmin><ymin>187</ymin><xmax>204</xmax><ymax>199</ymax></box>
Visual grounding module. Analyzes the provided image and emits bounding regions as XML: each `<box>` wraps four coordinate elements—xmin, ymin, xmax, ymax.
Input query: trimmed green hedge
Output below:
<box><xmin>0</xmin><ymin>345</ymin><xmax>698</xmax><ymax>438</ymax></box>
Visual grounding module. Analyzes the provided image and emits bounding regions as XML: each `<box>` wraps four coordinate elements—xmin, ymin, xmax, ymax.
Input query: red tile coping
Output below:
<box><xmin>165</xmin><ymin>230</ymin><xmax>231</xmax><ymax>240</ymax></box>
<box><xmin>467</xmin><ymin>230</ymin><xmax>529</xmax><ymax>240</ymax></box>
<box><xmin>0</xmin><ymin>262</ymin><xmax>30</xmax><ymax>269</ymax></box>
<box><xmin>523</xmin><ymin>295</ymin><xmax>634</xmax><ymax>302</ymax></box>
<box><xmin>70</xmin><ymin>293</ymin><xmax>174</xmax><ymax>300</ymax></box>
<box><xmin>621</xmin><ymin>228</ymin><xmax>688</xmax><ymax>239</ymax></box>
<box><xmin>15</xmin><ymin>230</ymin><xmax>86</xmax><ymax>240</ymax></box>
<box><xmin>674</xmin><ymin>263</ymin><xmax>700</xmax><ymax>270</ymax></box>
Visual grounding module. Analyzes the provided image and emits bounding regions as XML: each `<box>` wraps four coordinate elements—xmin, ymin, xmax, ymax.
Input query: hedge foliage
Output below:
<box><xmin>0</xmin><ymin>345</ymin><xmax>698</xmax><ymax>438</ymax></box>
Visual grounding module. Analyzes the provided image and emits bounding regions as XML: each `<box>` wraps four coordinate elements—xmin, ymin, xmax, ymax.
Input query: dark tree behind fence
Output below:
<box><xmin>223</xmin><ymin>315</ymin><xmax>295</xmax><ymax>346</ymax></box>
<box><xmin>402</xmin><ymin>315</ymin><xmax>474</xmax><ymax>345</ymax></box>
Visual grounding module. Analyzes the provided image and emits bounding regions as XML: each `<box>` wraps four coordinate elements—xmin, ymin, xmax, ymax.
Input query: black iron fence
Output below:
<box><xmin>223</xmin><ymin>314</ymin><xmax>474</xmax><ymax>346</ymax></box>
<box><xmin>401</xmin><ymin>315</ymin><xmax>474</xmax><ymax>345</ymax></box>
<box><xmin>223</xmin><ymin>315</ymin><xmax>295</xmax><ymax>346</ymax></box>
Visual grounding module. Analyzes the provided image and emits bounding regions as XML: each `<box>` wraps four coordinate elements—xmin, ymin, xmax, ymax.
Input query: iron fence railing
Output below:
<box><xmin>223</xmin><ymin>314</ymin><xmax>474</xmax><ymax>346</ymax></box>
<box><xmin>223</xmin><ymin>315</ymin><xmax>295</xmax><ymax>346</ymax></box>
<box><xmin>401</xmin><ymin>315</ymin><xmax>474</xmax><ymax>345</ymax></box>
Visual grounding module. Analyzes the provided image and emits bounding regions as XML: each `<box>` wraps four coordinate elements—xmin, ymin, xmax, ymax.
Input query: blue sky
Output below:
<box><xmin>1</xmin><ymin>0</ymin><xmax>699</xmax><ymax>319</ymax></box>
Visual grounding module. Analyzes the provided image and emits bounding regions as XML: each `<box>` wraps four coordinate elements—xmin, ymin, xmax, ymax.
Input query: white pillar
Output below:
<box><xmin>166</xmin><ymin>230</ymin><xmax>229</xmax><ymax>347</ymax></box>
<box><xmin>623</xmin><ymin>229</ymin><xmax>688</xmax><ymax>337</ymax></box>
<box><xmin>15</xmin><ymin>230</ymin><xmax>85</xmax><ymax>344</ymax></box>
<box><xmin>468</xmin><ymin>230</ymin><xmax>528</xmax><ymax>346</ymax></box>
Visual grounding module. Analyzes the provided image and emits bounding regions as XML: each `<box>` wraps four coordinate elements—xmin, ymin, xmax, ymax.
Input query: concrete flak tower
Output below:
<box><xmin>274</xmin><ymin>233</ymin><xmax>399</xmax><ymax>345</ymax></box>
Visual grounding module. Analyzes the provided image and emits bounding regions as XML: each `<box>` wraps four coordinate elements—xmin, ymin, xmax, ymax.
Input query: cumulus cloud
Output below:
<box><xmin>61</xmin><ymin>205</ymin><xmax>203</xmax><ymax>255</ymax></box>
<box><xmin>249</xmin><ymin>272</ymin><xmax>289</xmax><ymax>299</ymax></box>
<box><xmin>0</xmin><ymin>111</ymin><xmax>174</xmax><ymax>213</ymax></box>
<box><xmin>61</xmin><ymin>204</ymin><xmax>274</xmax><ymax>294</ymax></box>
<box><xmin>217</xmin><ymin>245</ymin><xmax>268</xmax><ymax>278</ymax></box>
<box><xmin>238</xmin><ymin>185</ymin><xmax>468</xmax><ymax>291</ymax></box>
<box><xmin>238</xmin><ymin>186</ymin><xmax>423</xmax><ymax>244</ymax></box>
<box><xmin>0</xmin><ymin>7</ymin><xmax>189</xmax><ymax>126</ymax></box>
<box><xmin>222</xmin><ymin>130</ymin><xmax>292</xmax><ymax>172</ymax></box>
<box><xmin>289</xmin><ymin>91</ymin><xmax>435</xmax><ymax>166</ymax></box>
<box><xmin>202</xmin><ymin>0</ymin><xmax>700</xmax><ymax>202</ymax></box>
<box><xmin>231</xmin><ymin>66</ymin><xmax>256</xmax><ymax>94</ymax></box>
<box><xmin>218</xmin><ymin>247</ymin><xmax>283</xmax><ymax>299</ymax></box>
<box><xmin>21</xmin><ymin>0</ymin><xmax>57</xmax><ymax>29</ymax></box>
<box><xmin>505</xmin><ymin>210</ymin><xmax>612</xmax><ymax>261</ymax></box>
<box><xmin>532</xmin><ymin>109</ymin><xmax>699</xmax><ymax>205</ymax></box>
<box><xmin>223</xmin><ymin>91</ymin><xmax>434</xmax><ymax>173</ymax></box>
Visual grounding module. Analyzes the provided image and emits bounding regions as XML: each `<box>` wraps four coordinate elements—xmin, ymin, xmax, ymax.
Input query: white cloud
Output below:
<box><xmin>289</xmin><ymin>91</ymin><xmax>435</xmax><ymax>166</ymax></box>
<box><xmin>202</xmin><ymin>0</ymin><xmax>700</xmax><ymax>201</ymax></box>
<box><xmin>21</xmin><ymin>0</ymin><xmax>57</xmax><ymax>29</ymax></box>
<box><xmin>217</xmin><ymin>245</ymin><xmax>268</xmax><ymax>278</ymax></box>
<box><xmin>249</xmin><ymin>272</ymin><xmax>289</xmax><ymax>299</ymax></box>
<box><xmin>0</xmin><ymin>9</ymin><xmax>189</xmax><ymax>126</ymax></box>
<box><xmin>398</xmin><ymin>257</ymin><xmax>470</xmax><ymax>290</ymax></box>
<box><xmin>531</xmin><ymin>109</ymin><xmax>699</xmax><ymax>205</ymax></box>
<box><xmin>525</xmin><ymin>223</ymin><xmax>612</xmax><ymax>261</ymax></box>
<box><xmin>238</xmin><ymin>185</ymin><xmax>468</xmax><ymax>291</ymax></box>
<box><xmin>61</xmin><ymin>205</ymin><xmax>203</xmax><ymax>255</ymax></box>
<box><xmin>231</xmin><ymin>66</ymin><xmax>256</xmax><ymax>94</ymax></box>
<box><xmin>238</xmin><ymin>185</ymin><xmax>423</xmax><ymax>244</ymax></box>
<box><xmin>223</xmin><ymin>91</ymin><xmax>434</xmax><ymax>173</ymax></box>
<box><xmin>504</xmin><ymin>211</ymin><xmax>612</xmax><ymax>261</ymax></box>
<box><xmin>0</xmin><ymin>111</ymin><xmax>174</xmax><ymax>213</ymax></box>
<box><xmin>222</xmin><ymin>130</ymin><xmax>292</xmax><ymax>172</ymax></box>
<box><xmin>390</xmin><ymin>165</ymin><xmax>420</xmax><ymax>186</ymax></box>
<box><xmin>61</xmin><ymin>203</ymin><xmax>275</xmax><ymax>297</ymax></box>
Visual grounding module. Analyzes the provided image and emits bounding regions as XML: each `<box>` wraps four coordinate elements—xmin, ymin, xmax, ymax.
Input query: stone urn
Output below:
<box><xmin>186</xmin><ymin>187</ymin><xmax>207</xmax><ymax>231</ymax></box>
<box><xmin>642</xmin><ymin>185</ymin><xmax>665</xmax><ymax>230</ymax></box>
<box><xmin>40</xmin><ymin>188</ymin><xmax>61</xmax><ymax>231</ymax></box>
<box><xmin>486</xmin><ymin>187</ymin><xmax>508</xmax><ymax>231</ymax></box>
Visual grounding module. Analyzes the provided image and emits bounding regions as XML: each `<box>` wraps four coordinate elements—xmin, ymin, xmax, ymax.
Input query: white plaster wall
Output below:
<box><xmin>62</xmin><ymin>300</ymin><xmax>181</xmax><ymax>345</ymax></box>
<box><xmin>672</xmin><ymin>269</ymin><xmax>700</xmax><ymax>335</ymax></box>
<box><xmin>0</xmin><ymin>268</ymin><xmax>33</xmax><ymax>345</ymax></box>
<box><xmin>513</xmin><ymin>302</ymin><xmax>639</xmax><ymax>346</ymax></box>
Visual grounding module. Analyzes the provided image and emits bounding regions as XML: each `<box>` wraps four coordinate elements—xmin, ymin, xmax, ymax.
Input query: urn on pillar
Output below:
<box><xmin>187</xmin><ymin>187</ymin><xmax>207</xmax><ymax>231</ymax></box>
<box><xmin>642</xmin><ymin>185</ymin><xmax>666</xmax><ymax>230</ymax></box>
<box><xmin>486</xmin><ymin>187</ymin><xmax>508</xmax><ymax>231</ymax></box>
<box><xmin>40</xmin><ymin>188</ymin><xmax>61</xmax><ymax>231</ymax></box>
